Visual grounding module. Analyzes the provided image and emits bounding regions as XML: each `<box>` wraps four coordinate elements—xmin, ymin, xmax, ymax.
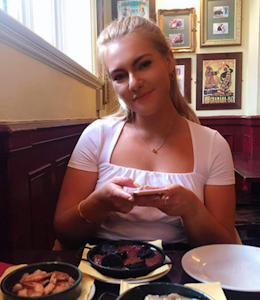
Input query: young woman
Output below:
<box><xmin>54</xmin><ymin>16</ymin><xmax>237</xmax><ymax>249</ymax></box>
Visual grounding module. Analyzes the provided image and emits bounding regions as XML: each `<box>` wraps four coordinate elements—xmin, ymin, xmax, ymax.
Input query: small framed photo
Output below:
<box><xmin>200</xmin><ymin>0</ymin><xmax>242</xmax><ymax>47</ymax></box>
<box><xmin>112</xmin><ymin>0</ymin><xmax>156</xmax><ymax>21</ymax></box>
<box><xmin>117</xmin><ymin>0</ymin><xmax>149</xmax><ymax>19</ymax></box>
<box><xmin>175</xmin><ymin>58</ymin><xmax>192</xmax><ymax>103</ymax></box>
<box><xmin>196</xmin><ymin>52</ymin><xmax>242</xmax><ymax>110</ymax></box>
<box><xmin>158</xmin><ymin>8</ymin><xmax>196</xmax><ymax>52</ymax></box>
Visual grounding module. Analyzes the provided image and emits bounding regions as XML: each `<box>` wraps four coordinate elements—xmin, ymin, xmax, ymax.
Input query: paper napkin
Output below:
<box><xmin>120</xmin><ymin>281</ymin><xmax>145</xmax><ymax>294</ymax></box>
<box><xmin>78</xmin><ymin>240</ymin><xmax>170</xmax><ymax>282</ymax></box>
<box><xmin>185</xmin><ymin>282</ymin><xmax>227</xmax><ymax>300</ymax></box>
<box><xmin>0</xmin><ymin>264</ymin><xmax>94</xmax><ymax>300</ymax></box>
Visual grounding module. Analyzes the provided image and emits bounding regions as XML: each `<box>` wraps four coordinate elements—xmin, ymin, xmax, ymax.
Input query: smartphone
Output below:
<box><xmin>133</xmin><ymin>188</ymin><xmax>169</xmax><ymax>196</ymax></box>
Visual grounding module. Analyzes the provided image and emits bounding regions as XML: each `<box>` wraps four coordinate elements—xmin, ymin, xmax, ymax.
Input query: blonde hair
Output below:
<box><xmin>97</xmin><ymin>16</ymin><xmax>199</xmax><ymax>124</ymax></box>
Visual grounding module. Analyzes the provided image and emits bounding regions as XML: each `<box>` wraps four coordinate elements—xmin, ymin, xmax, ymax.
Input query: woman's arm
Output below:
<box><xmin>133</xmin><ymin>183</ymin><xmax>237</xmax><ymax>247</ymax></box>
<box><xmin>181</xmin><ymin>184</ymin><xmax>236</xmax><ymax>247</ymax></box>
<box><xmin>54</xmin><ymin>167</ymin><xmax>137</xmax><ymax>249</ymax></box>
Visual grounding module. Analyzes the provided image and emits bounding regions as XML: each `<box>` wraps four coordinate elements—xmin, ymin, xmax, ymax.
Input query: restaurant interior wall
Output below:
<box><xmin>0</xmin><ymin>8</ymin><xmax>103</xmax><ymax>249</ymax></box>
<box><xmin>156</xmin><ymin>0</ymin><xmax>260</xmax><ymax>117</ymax></box>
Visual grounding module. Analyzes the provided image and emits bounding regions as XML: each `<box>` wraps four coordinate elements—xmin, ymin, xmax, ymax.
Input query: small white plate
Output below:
<box><xmin>87</xmin><ymin>283</ymin><xmax>96</xmax><ymax>300</ymax></box>
<box><xmin>181</xmin><ymin>244</ymin><xmax>260</xmax><ymax>292</ymax></box>
<box><xmin>92</xmin><ymin>255</ymin><xmax>172</xmax><ymax>285</ymax></box>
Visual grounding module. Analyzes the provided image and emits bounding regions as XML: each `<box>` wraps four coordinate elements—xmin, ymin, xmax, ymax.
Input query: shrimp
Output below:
<box><xmin>44</xmin><ymin>271</ymin><xmax>57</xmax><ymax>295</ymax></box>
<box><xmin>23</xmin><ymin>282</ymin><xmax>45</xmax><ymax>297</ymax></box>
<box><xmin>51</xmin><ymin>281</ymin><xmax>71</xmax><ymax>294</ymax></box>
<box><xmin>20</xmin><ymin>269</ymin><xmax>51</xmax><ymax>284</ymax></box>
<box><xmin>12</xmin><ymin>269</ymin><xmax>74</xmax><ymax>297</ymax></box>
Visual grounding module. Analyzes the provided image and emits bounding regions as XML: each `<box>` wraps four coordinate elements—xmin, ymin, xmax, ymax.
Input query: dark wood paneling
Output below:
<box><xmin>199</xmin><ymin>116</ymin><xmax>260</xmax><ymax>153</ymax></box>
<box><xmin>0</xmin><ymin>119</ymin><xmax>95</xmax><ymax>250</ymax></box>
<box><xmin>222</xmin><ymin>133</ymin><xmax>234</xmax><ymax>152</ymax></box>
<box><xmin>29</xmin><ymin>164</ymin><xmax>53</xmax><ymax>250</ymax></box>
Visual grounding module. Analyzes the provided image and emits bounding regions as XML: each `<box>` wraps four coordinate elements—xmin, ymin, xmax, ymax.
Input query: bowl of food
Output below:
<box><xmin>1</xmin><ymin>262</ymin><xmax>82</xmax><ymax>299</ymax></box>
<box><xmin>78</xmin><ymin>240</ymin><xmax>171</xmax><ymax>279</ymax></box>
<box><xmin>118</xmin><ymin>282</ymin><xmax>214</xmax><ymax>300</ymax></box>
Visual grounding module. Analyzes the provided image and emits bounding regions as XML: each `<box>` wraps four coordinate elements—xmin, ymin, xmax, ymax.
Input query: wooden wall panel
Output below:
<box><xmin>199</xmin><ymin>116</ymin><xmax>260</xmax><ymax>153</ymax></box>
<box><xmin>29</xmin><ymin>164</ymin><xmax>53</xmax><ymax>250</ymax></box>
<box><xmin>0</xmin><ymin>119</ymin><xmax>95</xmax><ymax>250</ymax></box>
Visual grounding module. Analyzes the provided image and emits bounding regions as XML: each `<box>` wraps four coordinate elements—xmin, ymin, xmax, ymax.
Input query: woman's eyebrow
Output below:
<box><xmin>109</xmin><ymin>54</ymin><xmax>152</xmax><ymax>77</ymax></box>
<box><xmin>132</xmin><ymin>53</ymin><xmax>152</xmax><ymax>66</ymax></box>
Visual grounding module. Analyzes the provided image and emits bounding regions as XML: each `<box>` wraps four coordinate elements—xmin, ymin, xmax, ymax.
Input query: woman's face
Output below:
<box><xmin>104</xmin><ymin>32</ymin><xmax>175</xmax><ymax>116</ymax></box>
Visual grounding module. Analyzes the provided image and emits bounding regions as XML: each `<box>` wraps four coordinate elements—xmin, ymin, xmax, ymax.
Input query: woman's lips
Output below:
<box><xmin>133</xmin><ymin>90</ymin><xmax>153</xmax><ymax>101</ymax></box>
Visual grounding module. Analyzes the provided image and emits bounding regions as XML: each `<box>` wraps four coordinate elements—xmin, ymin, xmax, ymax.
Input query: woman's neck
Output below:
<box><xmin>133</xmin><ymin>105</ymin><xmax>180</xmax><ymax>135</ymax></box>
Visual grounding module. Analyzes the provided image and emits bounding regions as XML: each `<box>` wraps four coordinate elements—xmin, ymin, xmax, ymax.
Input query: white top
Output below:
<box><xmin>68</xmin><ymin>118</ymin><xmax>235</xmax><ymax>243</ymax></box>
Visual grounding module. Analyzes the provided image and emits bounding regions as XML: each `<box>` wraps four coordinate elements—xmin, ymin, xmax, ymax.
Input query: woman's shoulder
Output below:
<box><xmin>187</xmin><ymin>119</ymin><xmax>218</xmax><ymax>136</ymax></box>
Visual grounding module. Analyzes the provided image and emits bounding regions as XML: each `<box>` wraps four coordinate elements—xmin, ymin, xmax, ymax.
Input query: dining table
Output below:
<box><xmin>0</xmin><ymin>244</ymin><xmax>259</xmax><ymax>300</ymax></box>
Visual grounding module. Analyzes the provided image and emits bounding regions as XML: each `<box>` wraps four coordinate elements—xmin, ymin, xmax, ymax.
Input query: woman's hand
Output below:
<box><xmin>91</xmin><ymin>176</ymin><xmax>138</xmax><ymax>214</ymax></box>
<box><xmin>133</xmin><ymin>184</ymin><xmax>200</xmax><ymax>218</ymax></box>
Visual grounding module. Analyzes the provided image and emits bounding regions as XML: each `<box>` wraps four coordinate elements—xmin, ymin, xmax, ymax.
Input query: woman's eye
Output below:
<box><xmin>140</xmin><ymin>60</ymin><xmax>152</xmax><ymax>69</ymax></box>
<box><xmin>113</xmin><ymin>73</ymin><xmax>125</xmax><ymax>81</ymax></box>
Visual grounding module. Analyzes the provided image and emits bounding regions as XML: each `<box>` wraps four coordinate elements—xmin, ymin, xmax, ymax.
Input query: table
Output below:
<box><xmin>0</xmin><ymin>247</ymin><xmax>259</xmax><ymax>300</ymax></box>
<box><xmin>233</xmin><ymin>152</ymin><xmax>260</xmax><ymax>183</ymax></box>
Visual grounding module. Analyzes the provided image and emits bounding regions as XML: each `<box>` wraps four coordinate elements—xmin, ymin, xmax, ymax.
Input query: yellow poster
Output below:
<box><xmin>202</xmin><ymin>59</ymin><xmax>236</xmax><ymax>104</ymax></box>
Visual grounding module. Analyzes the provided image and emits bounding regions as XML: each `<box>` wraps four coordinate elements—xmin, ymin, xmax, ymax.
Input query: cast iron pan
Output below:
<box><xmin>76</xmin><ymin>240</ymin><xmax>172</xmax><ymax>279</ymax></box>
<box><xmin>98</xmin><ymin>282</ymin><xmax>214</xmax><ymax>300</ymax></box>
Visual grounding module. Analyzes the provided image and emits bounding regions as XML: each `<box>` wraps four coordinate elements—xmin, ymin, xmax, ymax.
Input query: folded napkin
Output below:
<box><xmin>0</xmin><ymin>264</ymin><xmax>94</xmax><ymax>300</ymax></box>
<box><xmin>78</xmin><ymin>240</ymin><xmax>170</xmax><ymax>283</ymax></box>
<box><xmin>120</xmin><ymin>281</ymin><xmax>227</xmax><ymax>300</ymax></box>
<box><xmin>185</xmin><ymin>282</ymin><xmax>227</xmax><ymax>300</ymax></box>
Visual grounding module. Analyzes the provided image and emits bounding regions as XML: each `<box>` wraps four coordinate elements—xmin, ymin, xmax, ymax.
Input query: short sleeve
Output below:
<box><xmin>67</xmin><ymin>121</ymin><xmax>100</xmax><ymax>172</ymax></box>
<box><xmin>206</xmin><ymin>132</ymin><xmax>235</xmax><ymax>185</ymax></box>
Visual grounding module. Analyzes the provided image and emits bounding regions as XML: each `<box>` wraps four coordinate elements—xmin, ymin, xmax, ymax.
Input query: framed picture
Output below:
<box><xmin>200</xmin><ymin>0</ymin><xmax>242</xmax><ymax>47</ymax></box>
<box><xmin>158</xmin><ymin>8</ymin><xmax>196</xmax><ymax>53</ymax></box>
<box><xmin>175</xmin><ymin>58</ymin><xmax>191</xmax><ymax>103</ymax></box>
<box><xmin>196</xmin><ymin>52</ymin><xmax>242</xmax><ymax>110</ymax></box>
<box><xmin>117</xmin><ymin>0</ymin><xmax>149</xmax><ymax>19</ymax></box>
<box><xmin>111</xmin><ymin>0</ymin><xmax>156</xmax><ymax>21</ymax></box>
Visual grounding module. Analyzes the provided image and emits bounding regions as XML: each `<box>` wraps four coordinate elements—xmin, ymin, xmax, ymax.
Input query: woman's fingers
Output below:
<box><xmin>110</xmin><ymin>176</ymin><xmax>140</xmax><ymax>189</ymax></box>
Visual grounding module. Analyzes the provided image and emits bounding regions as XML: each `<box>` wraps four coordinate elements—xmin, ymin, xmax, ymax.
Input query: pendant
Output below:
<box><xmin>152</xmin><ymin>149</ymin><xmax>157</xmax><ymax>154</ymax></box>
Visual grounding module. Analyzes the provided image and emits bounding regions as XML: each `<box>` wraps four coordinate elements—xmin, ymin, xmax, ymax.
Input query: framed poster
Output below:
<box><xmin>196</xmin><ymin>52</ymin><xmax>242</xmax><ymax>110</ymax></box>
<box><xmin>175</xmin><ymin>58</ymin><xmax>191</xmax><ymax>103</ymax></box>
<box><xmin>200</xmin><ymin>0</ymin><xmax>242</xmax><ymax>47</ymax></box>
<box><xmin>111</xmin><ymin>0</ymin><xmax>156</xmax><ymax>21</ymax></box>
<box><xmin>158</xmin><ymin>8</ymin><xmax>196</xmax><ymax>53</ymax></box>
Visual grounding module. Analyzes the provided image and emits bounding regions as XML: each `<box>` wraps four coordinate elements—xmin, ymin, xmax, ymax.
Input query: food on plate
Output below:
<box><xmin>11</xmin><ymin>269</ymin><xmax>75</xmax><ymax>297</ymax></box>
<box><xmin>93</xmin><ymin>243</ymin><xmax>162</xmax><ymax>270</ymax></box>
<box><xmin>144</xmin><ymin>294</ymin><xmax>190</xmax><ymax>300</ymax></box>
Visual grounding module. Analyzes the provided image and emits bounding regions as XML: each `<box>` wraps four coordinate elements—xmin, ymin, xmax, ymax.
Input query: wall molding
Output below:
<box><xmin>0</xmin><ymin>9</ymin><xmax>103</xmax><ymax>89</ymax></box>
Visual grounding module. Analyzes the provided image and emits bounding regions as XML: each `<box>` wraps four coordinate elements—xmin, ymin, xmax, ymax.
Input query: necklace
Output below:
<box><xmin>133</xmin><ymin>116</ymin><xmax>177</xmax><ymax>154</ymax></box>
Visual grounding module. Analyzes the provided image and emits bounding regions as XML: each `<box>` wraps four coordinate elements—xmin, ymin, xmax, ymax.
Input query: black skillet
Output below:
<box><xmin>76</xmin><ymin>240</ymin><xmax>172</xmax><ymax>279</ymax></box>
<box><xmin>98</xmin><ymin>282</ymin><xmax>214</xmax><ymax>300</ymax></box>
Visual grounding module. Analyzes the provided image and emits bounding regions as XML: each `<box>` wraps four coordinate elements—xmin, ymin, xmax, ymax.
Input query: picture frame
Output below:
<box><xmin>196</xmin><ymin>52</ymin><xmax>242</xmax><ymax>110</ymax></box>
<box><xmin>158</xmin><ymin>8</ymin><xmax>196</xmax><ymax>53</ymax></box>
<box><xmin>111</xmin><ymin>0</ymin><xmax>156</xmax><ymax>21</ymax></box>
<box><xmin>175</xmin><ymin>58</ymin><xmax>192</xmax><ymax>103</ymax></box>
<box><xmin>200</xmin><ymin>0</ymin><xmax>242</xmax><ymax>47</ymax></box>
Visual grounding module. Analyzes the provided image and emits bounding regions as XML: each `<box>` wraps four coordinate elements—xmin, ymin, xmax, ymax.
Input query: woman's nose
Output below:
<box><xmin>128</xmin><ymin>73</ymin><xmax>143</xmax><ymax>91</ymax></box>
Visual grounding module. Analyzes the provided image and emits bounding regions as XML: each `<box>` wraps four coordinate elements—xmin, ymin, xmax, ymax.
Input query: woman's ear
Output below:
<box><xmin>165</xmin><ymin>49</ymin><xmax>175</xmax><ymax>73</ymax></box>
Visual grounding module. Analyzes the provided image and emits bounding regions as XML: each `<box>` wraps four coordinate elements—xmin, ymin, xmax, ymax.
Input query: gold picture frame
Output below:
<box><xmin>200</xmin><ymin>0</ymin><xmax>242</xmax><ymax>47</ymax></box>
<box><xmin>158</xmin><ymin>8</ymin><xmax>196</xmax><ymax>53</ymax></box>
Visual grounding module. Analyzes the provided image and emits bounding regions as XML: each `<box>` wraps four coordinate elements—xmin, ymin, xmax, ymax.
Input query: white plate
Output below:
<box><xmin>181</xmin><ymin>244</ymin><xmax>260</xmax><ymax>292</ymax></box>
<box><xmin>92</xmin><ymin>255</ymin><xmax>172</xmax><ymax>285</ymax></box>
<box><xmin>87</xmin><ymin>283</ymin><xmax>96</xmax><ymax>300</ymax></box>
